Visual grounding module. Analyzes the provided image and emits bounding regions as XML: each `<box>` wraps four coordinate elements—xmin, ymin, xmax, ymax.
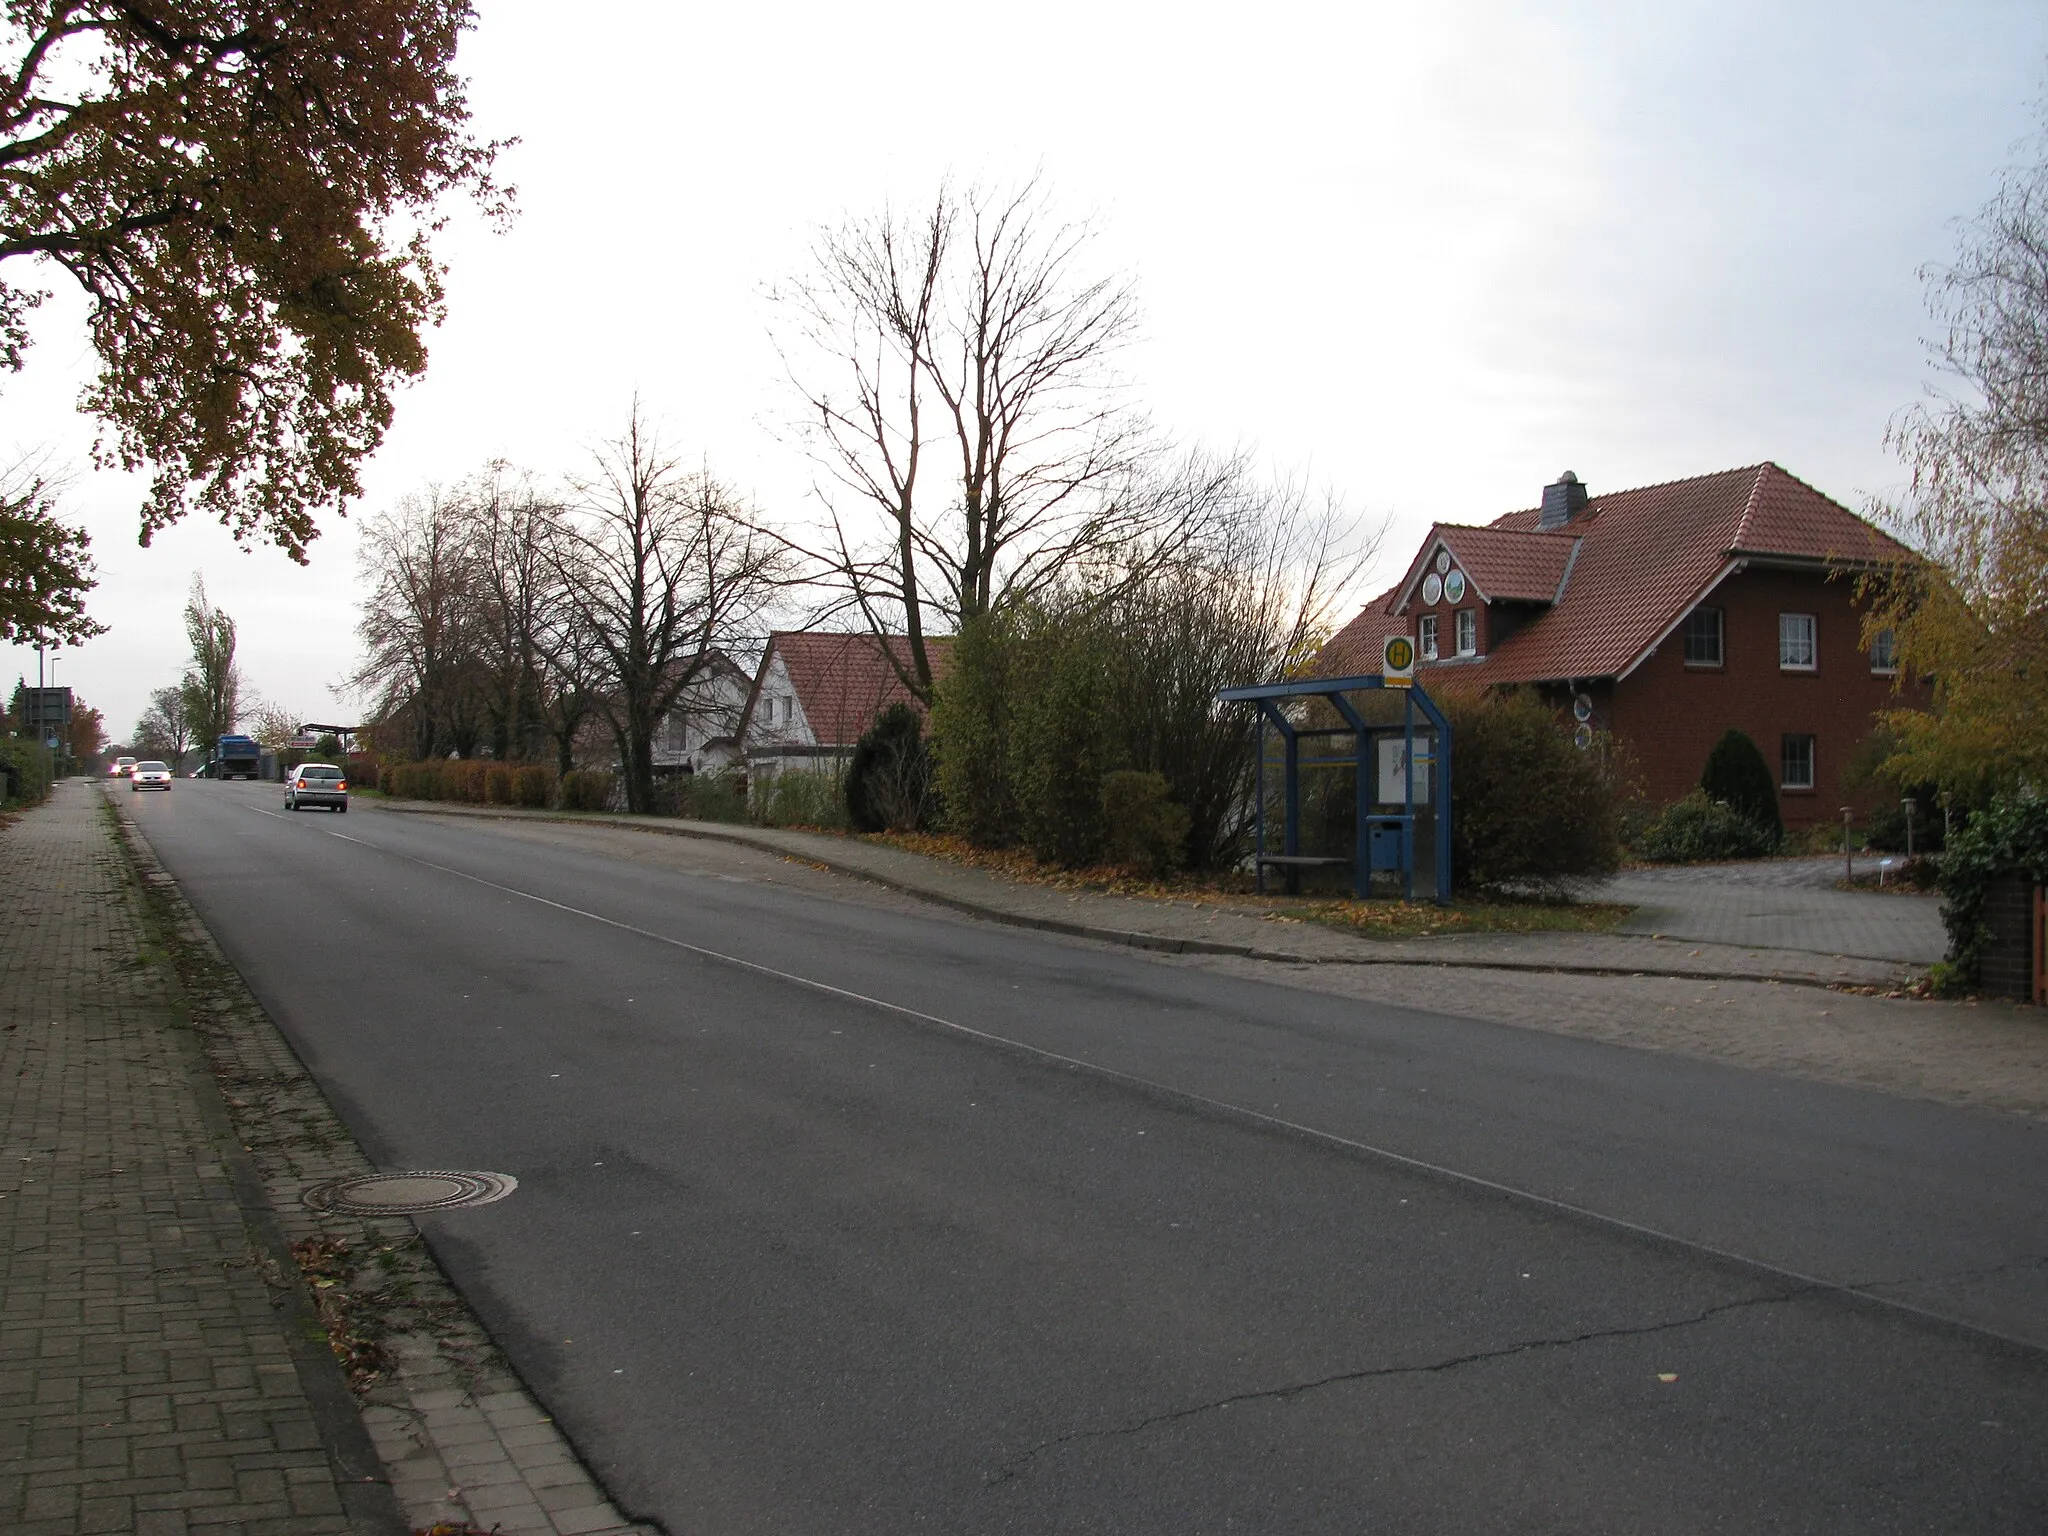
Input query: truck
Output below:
<box><xmin>209</xmin><ymin>734</ymin><xmax>262</xmax><ymax>780</ymax></box>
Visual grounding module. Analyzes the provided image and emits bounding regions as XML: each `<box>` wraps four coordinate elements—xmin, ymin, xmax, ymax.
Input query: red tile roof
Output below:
<box><xmin>753</xmin><ymin>631</ymin><xmax>954</xmax><ymax>747</ymax></box>
<box><xmin>1390</xmin><ymin>524</ymin><xmax>1579</xmax><ymax>606</ymax></box>
<box><xmin>1319</xmin><ymin>463</ymin><xmax>1914</xmax><ymax>686</ymax></box>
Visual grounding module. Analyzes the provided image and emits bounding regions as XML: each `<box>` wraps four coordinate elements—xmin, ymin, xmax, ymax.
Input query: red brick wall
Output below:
<box><xmin>1603</xmin><ymin>567</ymin><xmax>1923</xmax><ymax>828</ymax></box>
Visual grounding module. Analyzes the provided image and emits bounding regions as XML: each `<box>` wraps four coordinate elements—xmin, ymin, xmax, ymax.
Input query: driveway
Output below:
<box><xmin>1594</xmin><ymin>857</ymin><xmax>1946</xmax><ymax>964</ymax></box>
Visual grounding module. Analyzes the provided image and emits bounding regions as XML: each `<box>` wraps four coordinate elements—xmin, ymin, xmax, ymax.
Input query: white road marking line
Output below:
<box><xmin>226</xmin><ymin>796</ymin><xmax>2038</xmax><ymax>1356</ymax></box>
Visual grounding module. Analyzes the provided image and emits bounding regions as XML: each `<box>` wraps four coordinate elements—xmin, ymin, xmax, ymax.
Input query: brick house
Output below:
<box><xmin>739</xmin><ymin>631</ymin><xmax>951</xmax><ymax>782</ymax></box>
<box><xmin>1317</xmin><ymin>464</ymin><xmax>1925</xmax><ymax>828</ymax></box>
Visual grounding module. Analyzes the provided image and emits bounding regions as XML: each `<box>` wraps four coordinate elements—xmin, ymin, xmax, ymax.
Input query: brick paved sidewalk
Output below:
<box><xmin>1</xmin><ymin>784</ymin><xmax>389</xmax><ymax>1535</ymax></box>
<box><xmin>5</xmin><ymin>784</ymin><xmax>660</xmax><ymax>1536</ymax></box>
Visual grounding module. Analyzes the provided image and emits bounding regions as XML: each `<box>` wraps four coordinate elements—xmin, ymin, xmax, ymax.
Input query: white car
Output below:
<box><xmin>111</xmin><ymin>756</ymin><xmax>137</xmax><ymax>779</ymax></box>
<box><xmin>129</xmin><ymin>761</ymin><xmax>173</xmax><ymax>792</ymax></box>
<box><xmin>285</xmin><ymin>763</ymin><xmax>349</xmax><ymax>812</ymax></box>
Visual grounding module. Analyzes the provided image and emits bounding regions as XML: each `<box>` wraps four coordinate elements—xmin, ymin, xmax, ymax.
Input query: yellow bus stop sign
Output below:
<box><xmin>1383</xmin><ymin>633</ymin><xmax>1415</xmax><ymax>687</ymax></box>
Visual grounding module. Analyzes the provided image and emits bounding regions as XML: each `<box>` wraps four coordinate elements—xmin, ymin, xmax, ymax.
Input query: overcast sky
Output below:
<box><xmin>7</xmin><ymin>0</ymin><xmax>2048</xmax><ymax>744</ymax></box>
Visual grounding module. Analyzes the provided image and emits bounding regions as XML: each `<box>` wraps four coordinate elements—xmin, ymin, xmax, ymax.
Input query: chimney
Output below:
<box><xmin>1539</xmin><ymin>470</ymin><xmax>1589</xmax><ymax>530</ymax></box>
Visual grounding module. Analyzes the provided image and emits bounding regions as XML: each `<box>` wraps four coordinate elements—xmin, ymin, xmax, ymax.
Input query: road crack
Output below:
<box><xmin>984</xmin><ymin>1286</ymin><xmax>1814</xmax><ymax>1486</ymax></box>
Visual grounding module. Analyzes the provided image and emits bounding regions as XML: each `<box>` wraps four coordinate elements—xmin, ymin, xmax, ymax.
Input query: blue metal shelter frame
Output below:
<box><xmin>1216</xmin><ymin>674</ymin><xmax>1452</xmax><ymax>904</ymax></box>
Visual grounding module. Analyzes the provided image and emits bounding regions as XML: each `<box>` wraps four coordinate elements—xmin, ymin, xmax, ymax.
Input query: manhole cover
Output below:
<box><xmin>302</xmin><ymin>1171</ymin><xmax>517</xmax><ymax>1215</ymax></box>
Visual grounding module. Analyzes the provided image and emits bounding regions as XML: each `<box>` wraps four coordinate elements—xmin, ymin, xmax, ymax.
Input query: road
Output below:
<box><xmin>124</xmin><ymin>779</ymin><xmax>2048</xmax><ymax>1534</ymax></box>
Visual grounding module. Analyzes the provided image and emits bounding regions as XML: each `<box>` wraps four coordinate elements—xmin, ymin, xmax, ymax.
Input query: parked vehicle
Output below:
<box><xmin>209</xmin><ymin>734</ymin><xmax>261</xmax><ymax>780</ymax></box>
<box><xmin>111</xmin><ymin>756</ymin><xmax>137</xmax><ymax>778</ymax></box>
<box><xmin>285</xmin><ymin>763</ymin><xmax>349</xmax><ymax>812</ymax></box>
<box><xmin>130</xmin><ymin>761</ymin><xmax>173</xmax><ymax>792</ymax></box>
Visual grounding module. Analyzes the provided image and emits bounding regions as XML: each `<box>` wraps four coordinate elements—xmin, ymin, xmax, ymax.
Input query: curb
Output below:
<box><xmin>367</xmin><ymin>800</ymin><xmax>1914</xmax><ymax>992</ymax></box>
<box><xmin>103</xmin><ymin>794</ymin><xmax>410</xmax><ymax>1536</ymax></box>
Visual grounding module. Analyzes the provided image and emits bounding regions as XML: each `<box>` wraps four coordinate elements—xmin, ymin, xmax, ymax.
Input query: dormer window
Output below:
<box><xmin>1455</xmin><ymin>608</ymin><xmax>1477</xmax><ymax>656</ymax></box>
<box><xmin>1418</xmin><ymin>614</ymin><xmax>1439</xmax><ymax>660</ymax></box>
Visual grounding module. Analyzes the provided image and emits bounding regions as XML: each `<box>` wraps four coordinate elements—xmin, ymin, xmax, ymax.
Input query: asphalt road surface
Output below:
<box><xmin>126</xmin><ymin>780</ymin><xmax>2048</xmax><ymax>1534</ymax></box>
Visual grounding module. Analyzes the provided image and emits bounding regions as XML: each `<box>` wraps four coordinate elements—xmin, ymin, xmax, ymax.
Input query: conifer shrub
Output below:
<box><xmin>846</xmin><ymin>704</ymin><xmax>934</xmax><ymax>833</ymax></box>
<box><xmin>1700</xmin><ymin>729</ymin><xmax>1782</xmax><ymax>846</ymax></box>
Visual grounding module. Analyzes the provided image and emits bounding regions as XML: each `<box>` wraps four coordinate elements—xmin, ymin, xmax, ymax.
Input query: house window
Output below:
<box><xmin>1870</xmin><ymin>627</ymin><xmax>1898</xmax><ymax>674</ymax></box>
<box><xmin>1779</xmin><ymin>613</ymin><xmax>1817</xmax><ymax>671</ymax></box>
<box><xmin>1418</xmin><ymin>614</ymin><xmax>1438</xmax><ymax>660</ymax></box>
<box><xmin>1782</xmin><ymin>733</ymin><xmax>1816</xmax><ymax>791</ymax></box>
<box><xmin>1682</xmin><ymin>607</ymin><xmax>1724</xmax><ymax>667</ymax></box>
<box><xmin>1454</xmin><ymin>608</ymin><xmax>1477</xmax><ymax>656</ymax></box>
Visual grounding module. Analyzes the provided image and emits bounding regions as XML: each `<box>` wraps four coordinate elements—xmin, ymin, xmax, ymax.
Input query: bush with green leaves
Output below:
<box><xmin>513</xmin><ymin>764</ymin><xmax>554</xmax><ymax>808</ymax></box>
<box><xmin>1439</xmin><ymin>692</ymin><xmax>1622</xmax><ymax>897</ymax></box>
<box><xmin>559</xmin><ymin>768</ymin><xmax>614</xmax><ymax>812</ymax></box>
<box><xmin>661</xmin><ymin>771</ymin><xmax>746</xmax><ymax>823</ymax></box>
<box><xmin>752</xmin><ymin>768</ymin><xmax>847</xmax><ymax>829</ymax></box>
<box><xmin>1637</xmin><ymin>790</ymin><xmax>1780</xmax><ymax>862</ymax></box>
<box><xmin>1934</xmin><ymin>792</ymin><xmax>2048</xmax><ymax>987</ymax></box>
<box><xmin>0</xmin><ymin>738</ymin><xmax>53</xmax><ymax>806</ymax></box>
<box><xmin>1700</xmin><ymin>729</ymin><xmax>1782</xmax><ymax>846</ymax></box>
<box><xmin>846</xmin><ymin>704</ymin><xmax>934</xmax><ymax>833</ymax></box>
<box><xmin>1099</xmin><ymin>770</ymin><xmax>1191</xmax><ymax>875</ymax></box>
<box><xmin>930</xmin><ymin>613</ymin><xmax>1017</xmax><ymax>847</ymax></box>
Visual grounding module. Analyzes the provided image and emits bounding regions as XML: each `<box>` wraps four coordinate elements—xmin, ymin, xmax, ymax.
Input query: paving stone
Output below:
<box><xmin>0</xmin><ymin>787</ymin><xmax>359</xmax><ymax>1536</ymax></box>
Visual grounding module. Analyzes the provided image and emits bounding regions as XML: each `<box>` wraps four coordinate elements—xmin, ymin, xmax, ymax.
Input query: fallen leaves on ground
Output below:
<box><xmin>289</xmin><ymin>1235</ymin><xmax>389</xmax><ymax>1391</ymax></box>
<box><xmin>865</xmin><ymin>832</ymin><xmax>1632</xmax><ymax>938</ymax></box>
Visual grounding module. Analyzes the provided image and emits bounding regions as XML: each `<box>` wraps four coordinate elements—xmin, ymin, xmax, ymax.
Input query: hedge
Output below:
<box><xmin>0</xmin><ymin>739</ymin><xmax>54</xmax><ymax>806</ymax></box>
<box><xmin>1934</xmin><ymin>792</ymin><xmax>2048</xmax><ymax>989</ymax></box>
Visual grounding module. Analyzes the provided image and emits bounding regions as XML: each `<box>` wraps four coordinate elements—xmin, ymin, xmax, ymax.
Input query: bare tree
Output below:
<box><xmin>471</xmin><ymin>464</ymin><xmax>566</xmax><ymax>762</ymax></box>
<box><xmin>776</xmin><ymin>178</ymin><xmax>1169</xmax><ymax>700</ymax></box>
<box><xmin>555</xmin><ymin>404</ymin><xmax>791</xmax><ymax>812</ymax></box>
<box><xmin>350</xmin><ymin>486</ymin><xmax>484</xmax><ymax>760</ymax></box>
<box><xmin>133</xmin><ymin>684</ymin><xmax>192</xmax><ymax>768</ymax></box>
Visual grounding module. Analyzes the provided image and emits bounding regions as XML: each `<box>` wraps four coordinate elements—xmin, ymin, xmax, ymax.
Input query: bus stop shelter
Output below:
<box><xmin>1216</xmin><ymin>673</ymin><xmax>1452</xmax><ymax>903</ymax></box>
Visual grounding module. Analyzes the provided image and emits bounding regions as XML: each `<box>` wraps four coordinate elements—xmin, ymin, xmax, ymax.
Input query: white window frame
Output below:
<box><xmin>1778</xmin><ymin>613</ymin><xmax>1817</xmax><ymax>671</ymax></box>
<box><xmin>1418</xmin><ymin>613</ymin><xmax>1438</xmax><ymax>660</ymax></box>
<box><xmin>1682</xmin><ymin>607</ymin><xmax>1724</xmax><ymax>667</ymax></box>
<box><xmin>1781</xmin><ymin>733</ymin><xmax>1816</xmax><ymax>790</ymax></box>
<box><xmin>1870</xmin><ymin>627</ymin><xmax>1898</xmax><ymax>675</ymax></box>
<box><xmin>1454</xmin><ymin>608</ymin><xmax>1477</xmax><ymax>657</ymax></box>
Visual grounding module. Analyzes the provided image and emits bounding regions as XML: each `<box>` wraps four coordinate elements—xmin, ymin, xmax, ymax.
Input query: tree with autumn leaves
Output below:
<box><xmin>0</xmin><ymin>0</ymin><xmax>506</xmax><ymax>642</ymax></box>
<box><xmin>1865</xmin><ymin>107</ymin><xmax>2048</xmax><ymax>802</ymax></box>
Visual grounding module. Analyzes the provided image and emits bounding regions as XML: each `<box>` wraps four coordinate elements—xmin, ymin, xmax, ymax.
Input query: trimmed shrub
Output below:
<box><xmin>513</xmin><ymin>765</ymin><xmax>554</xmax><ymax>808</ymax></box>
<box><xmin>1440</xmin><ymin>692</ymin><xmax>1623</xmax><ymax>898</ymax></box>
<box><xmin>0</xmin><ymin>739</ymin><xmax>54</xmax><ymax>806</ymax></box>
<box><xmin>560</xmin><ymin>769</ymin><xmax>614</xmax><ymax>812</ymax></box>
<box><xmin>1100</xmin><ymin>770</ymin><xmax>1190</xmax><ymax>875</ymax></box>
<box><xmin>344</xmin><ymin>753</ymin><xmax>380</xmax><ymax>791</ymax></box>
<box><xmin>1638</xmin><ymin>791</ymin><xmax>1780</xmax><ymax>862</ymax></box>
<box><xmin>484</xmin><ymin>764</ymin><xmax>516</xmax><ymax>805</ymax></box>
<box><xmin>846</xmin><ymin>704</ymin><xmax>935</xmax><ymax>833</ymax></box>
<box><xmin>1935</xmin><ymin>792</ymin><xmax>2048</xmax><ymax>987</ymax></box>
<box><xmin>1700</xmin><ymin>729</ymin><xmax>1782</xmax><ymax>846</ymax></box>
